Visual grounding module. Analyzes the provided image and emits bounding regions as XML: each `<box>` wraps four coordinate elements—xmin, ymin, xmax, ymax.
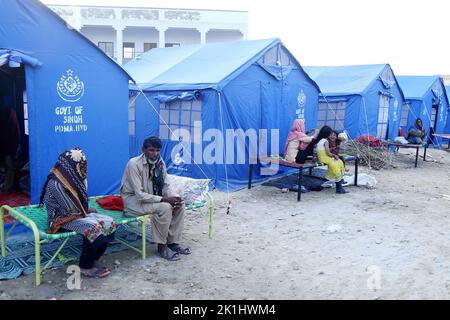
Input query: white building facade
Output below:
<box><xmin>48</xmin><ymin>5</ymin><xmax>249</xmax><ymax>65</ymax></box>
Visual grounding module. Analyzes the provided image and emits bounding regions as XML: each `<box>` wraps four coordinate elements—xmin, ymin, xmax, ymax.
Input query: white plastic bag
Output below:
<box><xmin>166</xmin><ymin>174</ymin><xmax>210</xmax><ymax>206</ymax></box>
<box><xmin>394</xmin><ymin>136</ymin><xmax>409</xmax><ymax>145</ymax></box>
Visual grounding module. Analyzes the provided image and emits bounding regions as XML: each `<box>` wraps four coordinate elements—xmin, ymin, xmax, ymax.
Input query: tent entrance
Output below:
<box><xmin>0</xmin><ymin>64</ymin><xmax>30</xmax><ymax>198</ymax></box>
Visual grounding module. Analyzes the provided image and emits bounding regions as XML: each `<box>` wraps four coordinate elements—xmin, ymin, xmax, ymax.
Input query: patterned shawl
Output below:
<box><xmin>147</xmin><ymin>154</ymin><xmax>165</xmax><ymax>196</ymax></box>
<box><xmin>44</xmin><ymin>148</ymin><xmax>89</xmax><ymax>232</ymax></box>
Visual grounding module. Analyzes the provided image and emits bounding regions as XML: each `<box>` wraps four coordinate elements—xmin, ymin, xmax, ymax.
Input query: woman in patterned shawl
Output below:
<box><xmin>39</xmin><ymin>148</ymin><xmax>116</xmax><ymax>278</ymax></box>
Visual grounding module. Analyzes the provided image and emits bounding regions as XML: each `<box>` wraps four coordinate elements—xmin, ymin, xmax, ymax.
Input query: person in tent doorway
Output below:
<box><xmin>120</xmin><ymin>136</ymin><xmax>189</xmax><ymax>261</ymax></box>
<box><xmin>313</xmin><ymin>126</ymin><xmax>347</xmax><ymax>193</ymax></box>
<box><xmin>406</xmin><ymin>118</ymin><xmax>427</xmax><ymax>144</ymax></box>
<box><xmin>0</xmin><ymin>107</ymin><xmax>20</xmax><ymax>193</ymax></box>
<box><xmin>40</xmin><ymin>148</ymin><xmax>116</xmax><ymax>278</ymax></box>
<box><xmin>284</xmin><ymin>119</ymin><xmax>317</xmax><ymax>162</ymax></box>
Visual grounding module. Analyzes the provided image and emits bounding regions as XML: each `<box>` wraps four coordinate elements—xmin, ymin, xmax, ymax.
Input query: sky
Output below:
<box><xmin>41</xmin><ymin>0</ymin><xmax>450</xmax><ymax>76</ymax></box>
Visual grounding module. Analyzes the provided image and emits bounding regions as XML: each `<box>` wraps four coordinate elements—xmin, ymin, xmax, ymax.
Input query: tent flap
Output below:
<box><xmin>0</xmin><ymin>49</ymin><xmax>42</xmax><ymax>67</ymax></box>
<box><xmin>154</xmin><ymin>91</ymin><xmax>202</xmax><ymax>103</ymax></box>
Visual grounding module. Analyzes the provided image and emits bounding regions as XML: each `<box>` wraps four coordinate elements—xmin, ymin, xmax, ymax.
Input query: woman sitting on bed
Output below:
<box><xmin>39</xmin><ymin>148</ymin><xmax>116</xmax><ymax>278</ymax></box>
<box><xmin>284</xmin><ymin>119</ymin><xmax>317</xmax><ymax>162</ymax></box>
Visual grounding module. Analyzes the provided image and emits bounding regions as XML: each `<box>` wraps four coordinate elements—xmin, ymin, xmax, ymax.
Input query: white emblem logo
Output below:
<box><xmin>297</xmin><ymin>90</ymin><xmax>306</xmax><ymax>107</ymax></box>
<box><xmin>57</xmin><ymin>69</ymin><xmax>84</xmax><ymax>102</ymax></box>
<box><xmin>173</xmin><ymin>152</ymin><xmax>185</xmax><ymax>166</ymax></box>
<box><xmin>392</xmin><ymin>99</ymin><xmax>398</xmax><ymax>122</ymax></box>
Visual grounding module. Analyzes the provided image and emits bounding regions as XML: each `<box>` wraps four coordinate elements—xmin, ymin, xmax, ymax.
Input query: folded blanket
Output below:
<box><xmin>96</xmin><ymin>196</ymin><xmax>124</xmax><ymax>211</ymax></box>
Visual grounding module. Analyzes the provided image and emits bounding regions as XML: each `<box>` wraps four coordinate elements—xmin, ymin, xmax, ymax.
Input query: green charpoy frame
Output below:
<box><xmin>0</xmin><ymin>193</ymin><xmax>214</xmax><ymax>286</ymax></box>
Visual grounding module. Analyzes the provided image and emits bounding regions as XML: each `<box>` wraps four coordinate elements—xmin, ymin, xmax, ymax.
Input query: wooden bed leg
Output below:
<box><xmin>354</xmin><ymin>157</ymin><xmax>359</xmax><ymax>186</ymax></box>
<box><xmin>423</xmin><ymin>144</ymin><xmax>428</xmax><ymax>161</ymax></box>
<box><xmin>248</xmin><ymin>163</ymin><xmax>253</xmax><ymax>189</ymax></box>
<box><xmin>415</xmin><ymin>147</ymin><xmax>419</xmax><ymax>168</ymax></box>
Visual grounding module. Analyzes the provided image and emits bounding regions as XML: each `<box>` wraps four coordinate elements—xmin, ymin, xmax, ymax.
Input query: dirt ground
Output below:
<box><xmin>1</xmin><ymin>147</ymin><xmax>450</xmax><ymax>300</ymax></box>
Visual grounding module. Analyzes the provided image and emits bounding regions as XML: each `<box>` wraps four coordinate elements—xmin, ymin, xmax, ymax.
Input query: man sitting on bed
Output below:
<box><xmin>120</xmin><ymin>136</ymin><xmax>190</xmax><ymax>261</ymax></box>
<box><xmin>406</xmin><ymin>118</ymin><xmax>427</xmax><ymax>144</ymax></box>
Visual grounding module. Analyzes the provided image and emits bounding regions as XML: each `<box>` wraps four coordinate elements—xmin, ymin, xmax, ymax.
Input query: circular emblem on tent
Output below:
<box><xmin>57</xmin><ymin>69</ymin><xmax>84</xmax><ymax>102</ymax></box>
<box><xmin>297</xmin><ymin>90</ymin><xmax>306</xmax><ymax>107</ymax></box>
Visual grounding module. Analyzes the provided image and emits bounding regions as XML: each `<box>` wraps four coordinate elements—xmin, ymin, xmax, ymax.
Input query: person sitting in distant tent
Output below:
<box><xmin>0</xmin><ymin>107</ymin><xmax>20</xmax><ymax>193</ymax></box>
<box><xmin>284</xmin><ymin>119</ymin><xmax>317</xmax><ymax>162</ymax></box>
<box><xmin>406</xmin><ymin>118</ymin><xmax>427</xmax><ymax>144</ymax></box>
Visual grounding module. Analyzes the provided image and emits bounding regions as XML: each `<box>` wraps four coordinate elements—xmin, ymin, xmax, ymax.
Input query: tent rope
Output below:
<box><xmin>217</xmin><ymin>90</ymin><xmax>232</xmax><ymax>215</ymax></box>
<box><xmin>132</xmin><ymin>85</ymin><xmax>211</xmax><ymax>180</ymax></box>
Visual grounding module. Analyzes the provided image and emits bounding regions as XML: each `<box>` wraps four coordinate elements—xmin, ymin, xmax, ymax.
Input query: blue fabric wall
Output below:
<box><xmin>0</xmin><ymin>0</ymin><xmax>131</xmax><ymax>203</ymax></box>
<box><xmin>131</xmin><ymin>63</ymin><xmax>319</xmax><ymax>191</ymax></box>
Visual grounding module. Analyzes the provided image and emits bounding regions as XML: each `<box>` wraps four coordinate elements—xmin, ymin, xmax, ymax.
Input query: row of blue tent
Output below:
<box><xmin>1</xmin><ymin>0</ymin><xmax>450</xmax><ymax>204</ymax></box>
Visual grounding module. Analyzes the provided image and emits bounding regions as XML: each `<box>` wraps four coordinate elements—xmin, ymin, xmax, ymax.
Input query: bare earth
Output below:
<box><xmin>1</xmin><ymin>147</ymin><xmax>450</xmax><ymax>300</ymax></box>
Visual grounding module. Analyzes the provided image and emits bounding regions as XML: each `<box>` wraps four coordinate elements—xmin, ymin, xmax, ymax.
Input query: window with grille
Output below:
<box><xmin>165</xmin><ymin>43</ymin><xmax>180</xmax><ymax>48</ymax></box>
<box><xmin>317</xmin><ymin>101</ymin><xmax>346</xmax><ymax>131</ymax></box>
<box><xmin>159</xmin><ymin>99</ymin><xmax>202</xmax><ymax>141</ymax></box>
<box><xmin>400</xmin><ymin>103</ymin><xmax>410</xmax><ymax>127</ymax></box>
<box><xmin>98</xmin><ymin>42</ymin><xmax>114</xmax><ymax>58</ymax></box>
<box><xmin>258</xmin><ymin>44</ymin><xmax>292</xmax><ymax>66</ymax></box>
<box><xmin>144</xmin><ymin>42</ymin><xmax>157</xmax><ymax>52</ymax></box>
<box><xmin>123</xmin><ymin>42</ymin><xmax>135</xmax><ymax>59</ymax></box>
<box><xmin>430</xmin><ymin>106</ymin><xmax>438</xmax><ymax>131</ymax></box>
<box><xmin>377</xmin><ymin>94</ymin><xmax>390</xmax><ymax>139</ymax></box>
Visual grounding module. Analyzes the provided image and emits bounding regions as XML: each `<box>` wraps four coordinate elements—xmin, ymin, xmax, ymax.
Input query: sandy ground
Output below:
<box><xmin>1</xmin><ymin>146</ymin><xmax>450</xmax><ymax>300</ymax></box>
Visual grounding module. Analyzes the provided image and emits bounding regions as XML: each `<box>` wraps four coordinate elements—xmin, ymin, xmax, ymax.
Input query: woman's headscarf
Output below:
<box><xmin>284</xmin><ymin>119</ymin><xmax>308</xmax><ymax>153</ymax></box>
<box><xmin>40</xmin><ymin>147</ymin><xmax>88</xmax><ymax>217</ymax></box>
<box><xmin>415</xmin><ymin>118</ymin><xmax>423</xmax><ymax>130</ymax></box>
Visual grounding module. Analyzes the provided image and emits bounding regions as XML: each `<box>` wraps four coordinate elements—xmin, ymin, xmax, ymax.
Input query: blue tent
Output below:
<box><xmin>304</xmin><ymin>64</ymin><xmax>406</xmax><ymax>140</ymax></box>
<box><xmin>444</xmin><ymin>86</ymin><xmax>450</xmax><ymax>135</ymax></box>
<box><xmin>124</xmin><ymin>38</ymin><xmax>320</xmax><ymax>191</ymax></box>
<box><xmin>397</xmin><ymin>76</ymin><xmax>449</xmax><ymax>146</ymax></box>
<box><xmin>0</xmin><ymin>0</ymin><xmax>133</xmax><ymax>203</ymax></box>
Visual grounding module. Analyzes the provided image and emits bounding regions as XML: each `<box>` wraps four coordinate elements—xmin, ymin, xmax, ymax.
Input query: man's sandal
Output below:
<box><xmin>81</xmin><ymin>267</ymin><xmax>111</xmax><ymax>278</ymax></box>
<box><xmin>159</xmin><ymin>247</ymin><xmax>181</xmax><ymax>261</ymax></box>
<box><xmin>168</xmin><ymin>243</ymin><xmax>191</xmax><ymax>255</ymax></box>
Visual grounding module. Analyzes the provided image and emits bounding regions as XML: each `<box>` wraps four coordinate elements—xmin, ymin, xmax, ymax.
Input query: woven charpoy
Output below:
<box><xmin>8</xmin><ymin>197</ymin><xmax>208</xmax><ymax>240</ymax></box>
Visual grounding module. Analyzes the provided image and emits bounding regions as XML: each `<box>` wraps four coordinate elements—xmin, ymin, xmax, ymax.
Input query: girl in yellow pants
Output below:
<box><xmin>314</xmin><ymin>126</ymin><xmax>347</xmax><ymax>193</ymax></box>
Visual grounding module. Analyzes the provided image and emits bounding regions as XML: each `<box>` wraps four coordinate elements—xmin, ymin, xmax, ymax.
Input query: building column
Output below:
<box><xmin>240</xmin><ymin>28</ymin><xmax>248</xmax><ymax>40</ymax></box>
<box><xmin>115</xmin><ymin>26</ymin><xmax>125</xmax><ymax>65</ymax></box>
<box><xmin>157</xmin><ymin>26</ymin><xmax>168</xmax><ymax>48</ymax></box>
<box><xmin>197</xmin><ymin>28</ymin><xmax>209</xmax><ymax>45</ymax></box>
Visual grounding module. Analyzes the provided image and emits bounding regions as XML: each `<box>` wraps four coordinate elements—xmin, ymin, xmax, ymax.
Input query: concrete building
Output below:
<box><xmin>442</xmin><ymin>75</ymin><xmax>450</xmax><ymax>86</ymax></box>
<box><xmin>48</xmin><ymin>4</ymin><xmax>248</xmax><ymax>65</ymax></box>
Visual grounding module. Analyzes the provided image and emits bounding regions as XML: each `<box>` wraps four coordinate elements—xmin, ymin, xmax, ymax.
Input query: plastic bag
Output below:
<box><xmin>166</xmin><ymin>174</ymin><xmax>210</xmax><ymax>206</ymax></box>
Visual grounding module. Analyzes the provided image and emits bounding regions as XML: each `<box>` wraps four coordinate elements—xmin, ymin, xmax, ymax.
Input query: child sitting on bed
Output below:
<box><xmin>328</xmin><ymin>130</ymin><xmax>348</xmax><ymax>169</ymax></box>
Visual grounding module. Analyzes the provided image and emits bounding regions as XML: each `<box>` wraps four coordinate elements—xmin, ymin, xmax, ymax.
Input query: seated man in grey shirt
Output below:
<box><xmin>120</xmin><ymin>136</ymin><xmax>190</xmax><ymax>261</ymax></box>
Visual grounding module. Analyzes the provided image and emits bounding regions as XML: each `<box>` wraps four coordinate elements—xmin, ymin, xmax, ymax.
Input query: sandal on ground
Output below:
<box><xmin>168</xmin><ymin>243</ymin><xmax>191</xmax><ymax>255</ymax></box>
<box><xmin>81</xmin><ymin>267</ymin><xmax>111</xmax><ymax>278</ymax></box>
<box><xmin>93</xmin><ymin>261</ymin><xmax>110</xmax><ymax>272</ymax></box>
<box><xmin>158</xmin><ymin>247</ymin><xmax>181</xmax><ymax>261</ymax></box>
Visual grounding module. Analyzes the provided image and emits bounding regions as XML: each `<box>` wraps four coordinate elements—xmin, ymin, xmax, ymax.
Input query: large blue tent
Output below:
<box><xmin>443</xmin><ymin>86</ymin><xmax>450</xmax><ymax>135</ymax></box>
<box><xmin>304</xmin><ymin>64</ymin><xmax>406</xmax><ymax>141</ymax></box>
<box><xmin>0</xmin><ymin>0</ymin><xmax>133</xmax><ymax>203</ymax></box>
<box><xmin>397</xmin><ymin>76</ymin><xmax>449</xmax><ymax>146</ymax></box>
<box><xmin>124</xmin><ymin>38</ymin><xmax>320</xmax><ymax>191</ymax></box>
